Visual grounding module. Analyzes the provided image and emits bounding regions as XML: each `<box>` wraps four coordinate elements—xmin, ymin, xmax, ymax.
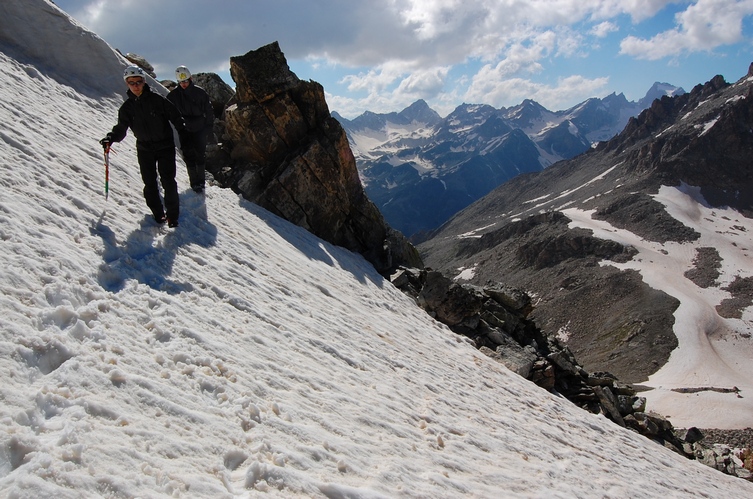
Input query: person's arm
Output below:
<box><xmin>101</xmin><ymin>105</ymin><xmax>130</xmax><ymax>145</ymax></box>
<box><xmin>110</xmin><ymin>106</ymin><xmax>131</xmax><ymax>142</ymax></box>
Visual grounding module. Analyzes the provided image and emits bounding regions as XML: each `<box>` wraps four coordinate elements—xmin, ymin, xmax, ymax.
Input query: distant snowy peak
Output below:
<box><xmin>345</xmin><ymin>110</ymin><xmax>390</xmax><ymax>132</ymax></box>
<box><xmin>399</xmin><ymin>99</ymin><xmax>442</xmax><ymax>125</ymax></box>
<box><xmin>638</xmin><ymin>82</ymin><xmax>686</xmax><ymax>108</ymax></box>
<box><xmin>339</xmin><ymin>101</ymin><xmax>444</xmax><ymax>161</ymax></box>
<box><xmin>504</xmin><ymin>100</ymin><xmax>560</xmax><ymax>136</ymax></box>
<box><xmin>504</xmin><ymin>99</ymin><xmax>552</xmax><ymax>125</ymax></box>
<box><xmin>442</xmin><ymin>103</ymin><xmax>498</xmax><ymax>130</ymax></box>
<box><xmin>340</xmin><ymin>99</ymin><xmax>442</xmax><ymax>133</ymax></box>
<box><xmin>339</xmin><ymin>80</ymin><xmax>685</xmax><ymax>162</ymax></box>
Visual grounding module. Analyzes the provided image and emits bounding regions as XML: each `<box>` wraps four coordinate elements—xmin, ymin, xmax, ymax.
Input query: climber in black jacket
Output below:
<box><xmin>100</xmin><ymin>65</ymin><xmax>188</xmax><ymax>227</ymax></box>
<box><xmin>167</xmin><ymin>65</ymin><xmax>214</xmax><ymax>194</ymax></box>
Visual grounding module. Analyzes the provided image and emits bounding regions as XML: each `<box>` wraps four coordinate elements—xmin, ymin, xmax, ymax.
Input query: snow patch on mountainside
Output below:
<box><xmin>561</xmin><ymin>184</ymin><xmax>753</xmax><ymax>429</ymax></box>
<box><xmin>697</xmin><ymin>117</ymin><xmax>719</xmax><ymax>136</ymax></box>
<box><xmin>349</xmin><ymin>122</ymin><xmax>436</xmax><ymax>160</ymax></box>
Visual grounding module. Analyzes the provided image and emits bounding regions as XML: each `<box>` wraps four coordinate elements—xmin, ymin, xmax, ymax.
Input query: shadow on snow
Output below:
<box><xmin>92</xmin><ymin>190</ymin><xmax>217</xmax><ymax>294</ymax></box>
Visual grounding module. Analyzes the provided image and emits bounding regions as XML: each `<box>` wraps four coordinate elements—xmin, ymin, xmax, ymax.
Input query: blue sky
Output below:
<box><xmin>53</xmin><ymin>0</ymin><xmax>753</xmax><ymax>118</ymax></box>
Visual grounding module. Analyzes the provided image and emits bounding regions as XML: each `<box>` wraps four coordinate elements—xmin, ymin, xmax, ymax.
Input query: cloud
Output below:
<box><xmin>464</xmin><ymin>71</ymin><xmax>609</xmax><ymax>111</ymax></box>
<box><xmin>395</xmin><ymin>66</ymin><xmax>450</xmax><ymax>96</ymax></box>
<box><xmin>588</xmin><ymin>0</ymin><xmax>676</xmax><ymax>22</ymax></box>
<box><xmin>53</xmin><ymin>0</ymin><xmax>753</xmax><ymax>116</ymax></box>
<box><xmin>620</xmin><ymin>0</ymin><xmax>753</xmax><ymax>60</ymax></box>
<box><xmin>60</xmin><ymin>0</ymin><xmax>645</xmax><ymax>72</ymax></box>
<box><xmin>340</xmin><ymin>60</ymin><xmax>415</xmax><ymax>95</ymax></box>
<box><xmin>591</xmin><ymin>21</ymin><xmax>619</xmax><ymax>38</ymax></box>
<box><xmin>334</xmin><ymin>62</ymin><xmax>450</xmax><ymax>116</ymax></box>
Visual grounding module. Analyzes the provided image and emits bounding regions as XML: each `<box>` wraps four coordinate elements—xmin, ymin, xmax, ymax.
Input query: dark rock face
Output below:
<box><xmin>208</xmin><ymin>42</ymin><xmax>422</xmax><ymax>275</ymax></box>
<box><xmin>718</xmin><ymin>276</ymin><xmax>753</xmax><ymax>319</ymax></box>
<box><xmin>684</xmin><ymin>247</ymin><xmax>722</xmax><ymax>288</ymax></box>
<box><xmin>437</xmin><ymin>210</ymin><xmax>679</xmax><ymax>383</ymax></box>
<box><xmin>592</xmin><ymin>193</ymin><xmax>700</xmax><ymax>243</ymax></box>
<box><xmin>604</xmin><ymin>71</ymin><xmax>753</xmax><ymax>218</ymax></box>
<box><xmin>458</xmin><ymin>211</ymin><xmax>639</xmax><ymax>269</ymax></box>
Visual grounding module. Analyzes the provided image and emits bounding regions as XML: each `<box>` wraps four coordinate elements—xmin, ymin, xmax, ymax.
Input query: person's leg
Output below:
<box><xmin>137</xmin><ymin>148</ymin><xmax>165</xmax><ymax>221</ymax></box>
<box><xmin>182</xmin><ymin>142</ymin><xmax>198</xmax><ymax>189</ymax></box>
<box><xmin>156</xmin><ymin>147</ymin><xmax>179</xmax><ymax>223</ymax></box>
<box><xmin>194</xmin><ymin>130</ymin><xmax>208</xmax><ymax>192</ymax></box>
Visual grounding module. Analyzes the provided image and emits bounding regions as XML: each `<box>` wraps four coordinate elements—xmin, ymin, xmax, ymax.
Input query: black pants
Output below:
<box><xmin>182</xmin><ymin>130</ymin><xmax>208</xmax><ymax>190</ymax></box>
<box><xmin>137</xmin><ymin>145</ymin><xmax>179</xmax><ymax>222</ymax></box>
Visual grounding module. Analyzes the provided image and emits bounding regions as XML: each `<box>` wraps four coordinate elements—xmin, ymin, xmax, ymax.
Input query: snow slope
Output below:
<box><xmin>1</xmin><ymin>1</ymin><xmax>752</xmax><ymax>497</ymax></box>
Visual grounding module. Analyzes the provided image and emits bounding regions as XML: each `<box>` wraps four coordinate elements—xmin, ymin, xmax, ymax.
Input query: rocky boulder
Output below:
<box><xmin>209</xmin><ymin>42</ymin><xmax>421</xmax><ymax>275</ymax></box>
<box><xmin>674</xmin><ymin>428</ymin><xmax>753</xmax><ymax>480</ymax></box>
<box><xmin>121</xmin><ymin>52</ymin><xmax>156</xmax><ymax>78</ymax></box>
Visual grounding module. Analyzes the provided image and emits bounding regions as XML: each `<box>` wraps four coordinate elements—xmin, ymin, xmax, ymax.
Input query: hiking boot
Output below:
<box><xmin>168</xmin><ymin>218</ymin><xmax>179</xmax><ymax>228</ymax></box>
<box><xmin>154</xmin><ymin>214</ymin><xmax>167</xmax><ymax>224</ymax></box>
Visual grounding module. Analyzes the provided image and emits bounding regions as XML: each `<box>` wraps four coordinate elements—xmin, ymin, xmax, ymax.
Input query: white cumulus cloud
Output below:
<box><xmin>620</xmin><ymin>0</ymin><xmax>753</xmax><ymax>60</ymax></box>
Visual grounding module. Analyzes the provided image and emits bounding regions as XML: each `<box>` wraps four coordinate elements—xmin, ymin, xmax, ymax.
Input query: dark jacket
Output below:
<box><xmin>167</xmin><ymin>81</ymin><xmax>214</xmax><ymax>133</ymax></box>
<box><xmin>110</xmin><ymin>84</ymin><xmax>186</xmax><ymax>151</ymax></box>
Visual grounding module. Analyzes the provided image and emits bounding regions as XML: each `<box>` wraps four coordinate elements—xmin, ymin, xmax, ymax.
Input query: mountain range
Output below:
<box><xmin>417</xmin><ymin>66</ymin><xmax>753</xmax><ymax>429</ymax></box>
<box><xmin>334</xmin><ymin>83</ymin><xmax>684</xmax><ymax>239</ymax></box>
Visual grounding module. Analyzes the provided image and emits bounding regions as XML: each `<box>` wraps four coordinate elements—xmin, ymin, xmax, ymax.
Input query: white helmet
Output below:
<box><xmin>175</xmin><ymin>66</ymin><xmax>191</xmax><ymax>82</ymax></box>
<box><xmin>123</xmin><ymin>65</ymin><xmax>145</xmax><ymax>81</ymax></box>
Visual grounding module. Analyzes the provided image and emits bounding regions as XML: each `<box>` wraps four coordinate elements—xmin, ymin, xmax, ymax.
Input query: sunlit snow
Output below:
<box><xmin>696</xmin><ymin>118</ymin><xmax>719</xmax><ymax>136</ymax></box>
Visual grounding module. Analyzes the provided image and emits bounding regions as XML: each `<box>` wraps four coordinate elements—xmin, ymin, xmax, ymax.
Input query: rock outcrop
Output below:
<box><xmin>207</xmin><ymin>42</ymin><xmax>421</xmax><ymax>275</ymax></box>
<box><xmin>121</xmin><ymin>52</ymin><xmax>156</xmax><ymax>78</ymax></box>
<box><xmin>675</xmin><ymin>427</ymin><xmax>753</xmax><ymax>480</ymax></box>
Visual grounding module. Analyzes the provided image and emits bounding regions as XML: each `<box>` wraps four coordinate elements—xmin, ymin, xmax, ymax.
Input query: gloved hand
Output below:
<box><xmin>99</xmin><ymin>134</ymin><xmax>113</xmax><ymax>150</ymax></box>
